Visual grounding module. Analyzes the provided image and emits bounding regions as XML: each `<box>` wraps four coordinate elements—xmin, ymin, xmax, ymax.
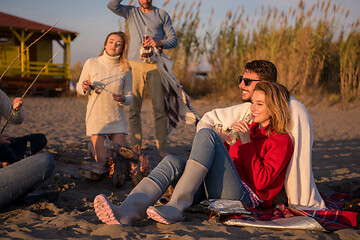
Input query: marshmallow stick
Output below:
<box><xmin>1</xmin><ymin>52</ymin><xmax>58</xmax><ymax>134</ymax></box>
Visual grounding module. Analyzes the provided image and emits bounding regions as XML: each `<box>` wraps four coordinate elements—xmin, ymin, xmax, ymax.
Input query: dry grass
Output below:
<box><xmin>167</xmin><ymin>0</ymin><xmax>359</xmax><ymax>102</ymax></box>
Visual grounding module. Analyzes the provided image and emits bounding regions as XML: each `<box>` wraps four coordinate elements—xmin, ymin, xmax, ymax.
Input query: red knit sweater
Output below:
<box><xmin>225</xmin><ymin>123</ymin><xmax>294</xmax><ymax>208</ymax></box>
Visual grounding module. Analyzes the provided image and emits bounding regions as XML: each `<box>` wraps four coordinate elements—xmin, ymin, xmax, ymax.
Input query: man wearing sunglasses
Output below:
<box><xmin>197</xmin><ymin>60</ymin><xmax>326</xmax><ymax>211</ymax></box>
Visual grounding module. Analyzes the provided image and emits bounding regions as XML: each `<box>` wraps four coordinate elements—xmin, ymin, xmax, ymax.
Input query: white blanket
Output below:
<box><xmin>197</xmin><ymin>97</ymin><xmax>326</xmax><ymax>210</ymax></box>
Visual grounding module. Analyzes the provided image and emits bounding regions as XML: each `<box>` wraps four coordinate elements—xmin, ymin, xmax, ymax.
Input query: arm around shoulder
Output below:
<box><xmin>288</xmin><ymin>97</ymin><xmax>313</xmax><ymax>145</ymax></box>
<box><xmin>196</xmin><ymin>103</ymin><xmax>251</xmax><ymax>132</ymax></box>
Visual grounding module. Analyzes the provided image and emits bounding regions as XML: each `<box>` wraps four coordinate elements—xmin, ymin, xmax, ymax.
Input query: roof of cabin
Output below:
<box><xmin>0</xmin><ymin>11</ymin><xmax>78</xmax><ymax>40</ymax></box>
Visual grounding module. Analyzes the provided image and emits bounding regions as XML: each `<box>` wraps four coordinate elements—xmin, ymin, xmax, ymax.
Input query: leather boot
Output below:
<box><xmin>94</xmin><ymin>177</ymin><xmax>162</xmax><ymax>225</ymax></box>
<box><xmin>146</xmin><ymin>160</ymin><xmax>208</xmax><ymax>224</ymax></box>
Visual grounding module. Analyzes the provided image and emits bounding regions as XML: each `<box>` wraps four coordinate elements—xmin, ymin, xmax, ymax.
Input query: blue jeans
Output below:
<box><xmin>0</xmin><ymin>152</ymin><xmax>55</xmax><ymax>209</ymax></box>
<box><xmin>147</xmin><ymin>128</ymin><xmax>251</xmax><ymax>206</ymax></box>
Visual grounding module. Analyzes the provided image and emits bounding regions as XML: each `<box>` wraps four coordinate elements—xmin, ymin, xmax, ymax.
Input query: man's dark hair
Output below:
<box><xmin>245</xmin><ymin>60</ymin><xmax>277</xmax><ymax>82</ymax></box>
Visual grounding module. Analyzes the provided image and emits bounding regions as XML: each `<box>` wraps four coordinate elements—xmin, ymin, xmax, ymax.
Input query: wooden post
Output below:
<box><xmin>59</xmin><ymin>33</ymin><xmax>71</xmax><ymax>79</ymax></box>
<box><xmin>10</xmin><ymin>29</ymin><xmax>34</xmax><ymax>77</ymax></box>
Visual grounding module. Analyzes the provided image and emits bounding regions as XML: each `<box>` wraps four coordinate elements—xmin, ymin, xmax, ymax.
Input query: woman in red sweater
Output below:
<box><xmin>94</xmin><ymin>81</ymin><xmax>294</xmax><ymax>226</ymax></box>
<box><xmin>226</xmin><ymin>81</ymin><xmax>293</xmax><ymax>208</ymax></box>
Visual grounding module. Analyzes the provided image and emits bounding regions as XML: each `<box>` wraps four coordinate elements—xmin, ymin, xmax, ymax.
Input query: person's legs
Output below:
<box><xmin>0</xmin><ymin>143</ymin><xmax>18</xmax><ymax>164</ymax></box>
<box><xmin>90</xmin><ymin>135</ymin><xmax>108</xmax><ymax>165</ymax></box>
<box><xmin>27</xmin><ymin>133</ymin><xmax>47</xmax><ymax>154</ymax></box>
<box><xmin>9</xmin><ymin>133</ymin><xmax>47</xmax><ymax>160</ymax></box>
<box><xmin>147</xmin><ymin>128</ymin><xmax>251</xmax><ymax>224</ymax></box>
<box><xmin>191</xmin><ymin>129</ymin><xmax>250</xmax><ymax>202</ymax></box>
<box><xmin>108</xmin><ymin>133</ymin><xmax>129</xmax><ymax>187</ymax></box>
<box><xmin>128</xmin><ymin>61</ymin><xmax>146</xmax><ymax>152</ymax></box>
<box><xmin>0</xmin><ymin>152</ymin><xmax>55</xmax><ymax>209</ymax></box>
<box><xmin>146</xmin><ymin>65</ymin><xmax>168</xmax><ymax>156</ymax></box>
<box><xmin>109</xmin><ymin>133</ymin><xmax>126</xmax><ymax>148</ymax></box>
<box><xmin>147</xmin><ymin>159</ymin><xmax>208</xmax><ymax>224</ymax></box>
<box><xmin>94</xmin><ymin>155</ymin><xmax>186</xmax><ymax>225</ymax></box>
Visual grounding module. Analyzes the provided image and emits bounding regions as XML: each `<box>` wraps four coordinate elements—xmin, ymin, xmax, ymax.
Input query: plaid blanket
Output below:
<box><xmin>153</xmin><ymin>48</ymin><xmax>200</xmax><ymax>135</ymax></box>
<box><xmin>220</xmin><ymin>193</ymin><xmax>358</xmax><ymax>231</ymax></box>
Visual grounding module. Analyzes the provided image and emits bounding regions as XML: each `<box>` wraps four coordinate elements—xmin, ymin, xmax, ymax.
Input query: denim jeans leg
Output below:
<box><xmin>0</xmin><ymin>152</ymin><xmax>55</xmax><ymax>209</ymax></box>
<box><xmin>189</xmin><ymin>128</ymin><xmax>251</xmax><ymax>206</ymax></box>
<box><xmin>147</xmin><ymin>155</ymin><xmax>186</xmax><ymax>193</ymax></box>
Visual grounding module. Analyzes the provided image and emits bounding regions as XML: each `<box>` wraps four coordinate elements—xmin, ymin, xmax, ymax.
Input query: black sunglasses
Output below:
<box><xmin>237</xmin><ymin>76</ymin><xmax>260</xmax><ymax>86</ymax></box>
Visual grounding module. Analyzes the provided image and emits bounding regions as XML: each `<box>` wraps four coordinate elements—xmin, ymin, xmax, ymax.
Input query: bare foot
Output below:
<box><xmin>94</xmin><ymin>194</ymin><xmax>122</xmax><ymax>225</ymax></box>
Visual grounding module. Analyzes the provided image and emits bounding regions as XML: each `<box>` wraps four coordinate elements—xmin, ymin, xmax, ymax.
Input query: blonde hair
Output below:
<box><xmin>100</xmin><ymin>31</ymin><xmax>130</xmax><ymax>72</ymax></box>
<box><xmin>254</xmin><ymin>81</ymin><xmax>291</xmax><ymax>135</ymax></box>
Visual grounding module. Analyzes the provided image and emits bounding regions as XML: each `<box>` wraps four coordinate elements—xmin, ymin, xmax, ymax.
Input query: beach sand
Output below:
<box><xmin>0</xmin><ymin>96</ymin><xmax>359</xmax><ymax>239</ymax></box>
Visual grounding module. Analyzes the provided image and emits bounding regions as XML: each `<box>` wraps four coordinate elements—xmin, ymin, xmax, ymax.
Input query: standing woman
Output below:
<box><xmin>77</xmin><ymin>31</ymin><xmax>132</xmax><ymax>165</ymax></box>
<box><xmin>93</xmin><ymin>81</ymin><xmax>294</xmax><ymax>226</ymax></box>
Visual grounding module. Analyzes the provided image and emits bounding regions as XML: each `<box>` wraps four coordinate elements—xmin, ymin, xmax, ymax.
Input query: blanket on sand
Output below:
<box><xmin>219</xmin><ymin>193</ymin><xmax>358</xmax><ymax>231</ymax></box>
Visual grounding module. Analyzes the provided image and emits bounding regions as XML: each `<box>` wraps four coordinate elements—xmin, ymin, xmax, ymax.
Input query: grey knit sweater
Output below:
<box><xmin>107</xmin><ymin>0</ymin><xmax>178</xmax><ymax>62</ymax></box>
<box><xmin>0</xmin><ymin>89</ymin><xmax>24</xmax><ymax>126</ymax></box>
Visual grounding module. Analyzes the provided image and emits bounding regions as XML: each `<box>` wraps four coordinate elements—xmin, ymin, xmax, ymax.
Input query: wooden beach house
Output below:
<box><xmin>0</xmin><ymin>11</ymin><xmax>78</xmax><ymax>96</ymax></box>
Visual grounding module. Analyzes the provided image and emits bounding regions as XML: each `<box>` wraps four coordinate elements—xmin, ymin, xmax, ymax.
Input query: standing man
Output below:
<box><xmin>197</xmin><ymin>60</ymin><xmax>326</xmax><ymax>210</ymax></box>
<box><xmin>108</xmin><ymin>0</ymin><xmax>178</xmax><ymax>158</ymax></box>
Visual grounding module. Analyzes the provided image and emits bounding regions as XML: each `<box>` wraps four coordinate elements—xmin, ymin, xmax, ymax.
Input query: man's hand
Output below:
<box><xmin>12</xmin><ymin>98</ymin><xmax>23</xmax><ymax>111</ymax></box>
<box><xmin>231</xmin><ymin>121</ymin><xmax>251</xmax><ymax>144</ymax></box>
<box><xmin>143</xmin><ymin>39</ymin><xmax>164</xmax><ymax>48</ymax></box>
<box><xmin>113</xmin><ymin>94</ymin><xmax>125</xmax><ymax>103</ymax></box>
<box><xmin>0</xmin><ymin>134</ymin><xmax>10</xmax><ymax>144</ymax></box>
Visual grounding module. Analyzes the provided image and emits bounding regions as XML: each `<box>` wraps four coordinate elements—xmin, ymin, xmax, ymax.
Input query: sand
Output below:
<box><xmin>0</xmin><ymin>96</ymin><xmax>359</xmax><ymax>239</ymax></box>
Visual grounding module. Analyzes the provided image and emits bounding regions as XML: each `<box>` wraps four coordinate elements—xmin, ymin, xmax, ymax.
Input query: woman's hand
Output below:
<box><xmin>113</xmin><ymin>94</ymin><xmax>125</xmax><ymax>103</ymax></box>
<box><xmin>232</xmin><ymin>121</ymin><xmax>251</xmax><ymax>144</ymax></box>
<box><xmin>82</xmin><ymin>80</ymin><xmax>92</xmax><ymax>91</ymax></box>
<box><xmin>12</xmin><ymin>98</ymin><xmax>23</xmax><ymax>111</ymax></box>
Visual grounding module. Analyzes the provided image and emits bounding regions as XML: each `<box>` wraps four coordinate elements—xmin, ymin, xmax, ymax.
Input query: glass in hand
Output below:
<box><xmin>225</xmin><ymin>114</ymin><xmax>253</xmax><ymax>145</ymax></box>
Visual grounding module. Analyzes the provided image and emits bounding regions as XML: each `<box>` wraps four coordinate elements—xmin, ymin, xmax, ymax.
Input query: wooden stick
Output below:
<box><xmin>1</xmin><ymin>52</ymin><xmax>58</xmax><ymax>134</ymax></box>
<box><xmin>0</xmin><ymin>20</ymin><xmax>60</xmax><ymax>82</ymax></box>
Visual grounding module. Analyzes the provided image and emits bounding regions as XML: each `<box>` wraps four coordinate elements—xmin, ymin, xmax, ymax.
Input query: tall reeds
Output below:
<box><xmin>163</xmin><ymin>0</ymin><xmax>207</xmax><ymax>96</ymax></box>
<box><xmin>163</xmin><ymin>0</ymin><xmax>360</xmax><ymax>102</ymax></box>
<box><xmin>339</xmin><ymin>24</ymin><xmax>360</xmax><ymax>102</ymax></box>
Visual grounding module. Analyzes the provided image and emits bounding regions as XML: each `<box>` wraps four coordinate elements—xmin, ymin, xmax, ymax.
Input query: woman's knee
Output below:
<box><xmin>195</xmin><ymin>128</ymin><xmax>217</xmax><ymax>140</ymax></box>
<box><xmin>158</xmin><ymin>155</ymin><xmax>186</xmax><ymax>172</ymax></box>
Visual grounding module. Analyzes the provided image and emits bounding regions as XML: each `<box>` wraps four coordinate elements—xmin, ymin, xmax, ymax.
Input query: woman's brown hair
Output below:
<box><xmin>100</xmin><ymin>31</ymin><xmax>130</xmax><ymax>72</ymax></box>
<box><xmin>254</xmin><ymin>81</ymin><xmax>291</xmax><ymax>135</ymax></box>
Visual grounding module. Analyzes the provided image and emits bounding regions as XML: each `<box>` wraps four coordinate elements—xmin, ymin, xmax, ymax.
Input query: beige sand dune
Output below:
<box><xmin>0</xmin><ymin>96</ymin><xmax>359</xmax><ymax>239</ymax></box>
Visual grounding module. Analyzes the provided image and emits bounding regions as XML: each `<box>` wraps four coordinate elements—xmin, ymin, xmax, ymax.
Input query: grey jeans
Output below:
<box><xmin>0</xmin><ymin>152</ymin><xmax>55</xmax><ymax>209</ymax></box>
<box><xmin>147</xmin><ymin>128</ymin><xmax>251</xmax><ymax>206</ymax></box>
